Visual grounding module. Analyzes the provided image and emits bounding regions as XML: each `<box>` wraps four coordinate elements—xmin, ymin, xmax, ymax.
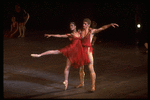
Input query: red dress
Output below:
<box><xmin>59</xmin><ymin>35</ymin><xmax>90</xmax><ymax>69</ymax></box>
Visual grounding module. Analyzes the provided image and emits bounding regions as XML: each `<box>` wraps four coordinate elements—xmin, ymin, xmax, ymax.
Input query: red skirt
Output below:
<box><xmin>59</xmin><ymin>37</ymin><xmax>90</xmax><ymax>69</ymax></box>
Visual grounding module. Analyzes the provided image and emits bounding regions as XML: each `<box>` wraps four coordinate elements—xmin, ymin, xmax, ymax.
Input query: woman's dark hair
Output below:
<box><xmin>70</xmin><ymin>22</ymin><xmax>76</xmax><ymax>26</ymax></box>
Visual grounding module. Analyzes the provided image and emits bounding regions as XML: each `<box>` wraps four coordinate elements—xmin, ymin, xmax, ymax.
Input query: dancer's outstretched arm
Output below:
<box><xmin>92</xmin><ymin>23</ymin><xmax>119</xmax><ymax>34</ymax></box>
<box><xmin>45</xmin><ymin>34</ymin><xmax>72</xmax><ymax>38</ymax></box>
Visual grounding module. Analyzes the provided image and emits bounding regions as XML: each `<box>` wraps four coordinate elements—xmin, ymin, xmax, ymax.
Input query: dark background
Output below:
<box><xmin>3</xmin><ymin>1</ymin><xmax>148</xmax><ymax>44</ymax></box>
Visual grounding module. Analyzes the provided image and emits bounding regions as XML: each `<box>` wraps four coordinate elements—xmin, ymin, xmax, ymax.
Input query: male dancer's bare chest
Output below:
<box><xmin>81</xmin><ymin>31</ymin><xmax>89</xmax><ymax>38</ymax></box>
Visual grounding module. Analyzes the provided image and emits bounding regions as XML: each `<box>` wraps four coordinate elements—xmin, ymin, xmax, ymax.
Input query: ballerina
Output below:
<box><xmin>31</xmin><ymin>22</ymin><xmax>90</xmax><ymax>90</ymax></box>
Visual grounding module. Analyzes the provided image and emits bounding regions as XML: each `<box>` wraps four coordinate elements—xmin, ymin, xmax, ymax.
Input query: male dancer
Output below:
<box><xmin>77</xmin><ymin>18</ymin><xmax>119</xmax><ymax>92</ymax></box>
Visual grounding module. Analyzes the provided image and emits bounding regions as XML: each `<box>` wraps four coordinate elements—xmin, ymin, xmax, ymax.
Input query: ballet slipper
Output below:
<box><xmin>90</xmin><ymin>86</ymin><xmax>95</xmax><ymax>92</ymax></box>
<box><xmin>76</xmin><ymin>72</ymin><xmax>85</xmax><ymax>88</ymax></box>
<box><xmin>21</xmin><ymin>35</ymin><xmax>25</xmax><ymax>38</ymax></box>
<box><xmin>31</xmin><ymin>54</ymin><xmax>41</xmax><ymax>57</ymax></box>
<box><xmin>76</xmin><ymin>83</ymin><xmax>84</xmax><ymax>88</ymax></box>
<box><xmin>90</xmin><ymin>73</ymin><xmax>96</xmax><ymax>92</ymax></box>
<box><xmin>63</xmin><ymin>80</ymin><xmax>68</xmax><ymax>90</ymax></box>
<box><xmin>18</xmin><ymin>35</ymin><xmax>21</xmax><ymax>38</ymax></box>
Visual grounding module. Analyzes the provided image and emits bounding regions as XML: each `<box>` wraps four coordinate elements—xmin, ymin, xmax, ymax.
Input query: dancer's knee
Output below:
<box><xmin>88</xmin><ymin>64</ymin><xmax>95</xmax><ymax>73</ymax></box>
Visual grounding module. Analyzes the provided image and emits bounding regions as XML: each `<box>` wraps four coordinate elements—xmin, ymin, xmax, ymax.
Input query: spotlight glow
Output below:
<box><xmin>137</xmin><ymin>24</ymin><xmax>141</xmax><ymax>28</ymax></box>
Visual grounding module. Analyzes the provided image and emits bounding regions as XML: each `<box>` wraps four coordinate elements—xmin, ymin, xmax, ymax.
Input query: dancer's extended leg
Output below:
<box><xmin>63</xmin><ymin>58</ymin><xmax>71</xmax><ymax>90</ymax></box>
<box><xmin>31</xmin><ymin>50</ymin><xmax>61</xmax><ymax>57</ymax></box>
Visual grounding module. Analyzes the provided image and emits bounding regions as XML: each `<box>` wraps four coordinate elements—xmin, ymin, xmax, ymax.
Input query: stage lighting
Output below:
<box><xmin>137</xmin><ymin>24</ymin><xmax>141</xmax><ymax>28</ymax></box>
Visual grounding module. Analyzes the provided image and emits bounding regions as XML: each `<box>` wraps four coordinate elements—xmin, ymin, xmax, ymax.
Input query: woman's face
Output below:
<box><xmin>70</xmin><ymin>23</ymin><xmax>76</xmax><ymax>31</ymax></box>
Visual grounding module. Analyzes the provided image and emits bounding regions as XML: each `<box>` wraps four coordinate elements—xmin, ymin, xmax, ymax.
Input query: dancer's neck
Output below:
<box><xmin>83</xmin><ymin>28</ymin><xmax>89</xmax><ymax>34</ymax></box>
<box><xmin>72</xmin><ymin>29</ymin><xmax>77</xmax><ymax>33</ymax></box>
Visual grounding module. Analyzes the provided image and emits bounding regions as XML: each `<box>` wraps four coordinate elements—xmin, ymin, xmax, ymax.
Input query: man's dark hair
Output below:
<box><xmin>83</xmin><ymin>18</ymin><xmax>91</xmax><ymax>25</ymax></box>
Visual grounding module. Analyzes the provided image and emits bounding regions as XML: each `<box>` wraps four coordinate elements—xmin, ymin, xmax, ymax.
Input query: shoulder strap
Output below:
<box><xmin>84</xmin><ymin>29</ymin><xmax>91</xmax><ymax>38</ymax></box>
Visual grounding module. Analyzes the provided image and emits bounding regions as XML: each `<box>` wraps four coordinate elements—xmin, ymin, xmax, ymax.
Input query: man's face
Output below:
<box><xmin>83</xmin><ymin>21</ymin><xmax>90</xmax><ymax>29</ymax></box>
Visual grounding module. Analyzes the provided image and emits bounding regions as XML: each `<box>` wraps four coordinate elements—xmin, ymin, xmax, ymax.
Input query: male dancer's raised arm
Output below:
<box><xmin>91</xmin><ymin>23</ymin><xmax>119</xmax><ymax>34</ymax></box>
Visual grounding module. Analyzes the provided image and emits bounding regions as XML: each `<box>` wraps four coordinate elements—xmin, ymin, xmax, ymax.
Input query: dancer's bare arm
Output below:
<box><xmin>11</xmin><ymin>23</ymin><xmax>19</xmax><ymax>35</ymax></box>
<box><xmin>92</xmin><ymin>23</ymin><xmax>119</xmax><ymax>34</ymax></box>
<box><xmin>24</xmin><ymin>10</ymin><xmax>30</xmax><ymax>25</ymax></box>
<box><xmin>44</xmin><ymin>34</ymin><xmax>72</xmax><ymax>38</ymax></box>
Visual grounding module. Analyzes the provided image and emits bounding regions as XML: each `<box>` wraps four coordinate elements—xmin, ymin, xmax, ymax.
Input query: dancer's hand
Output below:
<box><xmin>111</xmin><ymin>23</ymin><xmax>119</xmax><ymax>28</ymax></box>
<box><xmin>44</xmin><ymin>34</ymin><xmax>51</xmax><ymax>38</ymax></box>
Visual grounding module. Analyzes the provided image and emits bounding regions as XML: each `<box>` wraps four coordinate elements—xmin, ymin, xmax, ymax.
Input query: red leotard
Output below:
<box><xmin>59</xmin><ymin>34</ymin><xmax>90</xmax><ymax>69</ymax></box>
<box><xmin>81</xmin><ymin>31</ymin><xmax>93</xmax><ymax>54</ymax></box>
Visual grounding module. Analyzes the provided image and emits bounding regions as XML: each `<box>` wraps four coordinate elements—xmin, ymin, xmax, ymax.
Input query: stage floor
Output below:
<box><xmin>3</xmin><ymin>33</ymin><xmax>148</xmax><ymax>99</ymax></box>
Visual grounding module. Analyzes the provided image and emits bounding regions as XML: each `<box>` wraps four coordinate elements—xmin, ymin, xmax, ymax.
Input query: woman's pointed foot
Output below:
<box><xmin>63</xmin><ymin>80</ymin><xmax>68</xmax><ymax>90</ymax></box>
<box><xmin>31</xmin><ymin>54</ymin><xmax>41</xmax><ymax>57</ymax></box>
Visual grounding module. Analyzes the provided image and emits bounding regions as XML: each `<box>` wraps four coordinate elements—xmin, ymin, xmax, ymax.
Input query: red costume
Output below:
<box><xmin>59</xmin><ymin>35</ymin><xmax>90</xmax><ymax>69</ymax></box>
<box><xmin>81</xmin><ymin>30</ymin><xmax>93</xmax><ymax>54</ymax></box>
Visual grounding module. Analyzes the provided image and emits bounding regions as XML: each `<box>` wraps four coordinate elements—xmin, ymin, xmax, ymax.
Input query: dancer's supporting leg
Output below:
<box><xmin>87</xmin><ymin>50</ymin><xmax>96</xmax><ymax>92</ymax></box>
<box><xmin>22</xmin><ymin>25</ymin><xmax>25</xmax><ymax>37</ymax></box>
<box><xmin>31</xmin><ymin>50</ymin><xmax>71</xmax><ymax>90</ymax></box>
<box><xmin>18</xmin><ymin>23</ymin><xmax>23</xmax><ymax>37</ymax></box>
<box><xmin>63</xmin><ymin>58</ymin><xmax>71</xmax><ymax>90</ymax></box>
<box><xmin>76</xmin><ymin>50</ymin><xmax>96</xmax><ymax>92</ymax></box>
<box><xmin>31</xmin><ymin>50</ymin><xmax>61</xmax><ymax>57</ymax></box>
<box><xmin>18</xmin><ymin>23</ymin><xmax>25</xmax><ymax>37</ymax></box>
<box><xmin>76</xmin><ymin>65</ymin><xmax>85</xmax><ymax>88</ymax></box>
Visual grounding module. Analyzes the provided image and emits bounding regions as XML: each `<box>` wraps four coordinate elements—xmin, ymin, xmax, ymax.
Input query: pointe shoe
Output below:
<box><xmin>31</xmin><ymin>54</ymin><xmax>41</xmax><ymax>57</ymax></box>
<box><xmin>63</xmin><ymin>80</ymin><xmax>68</xmax><ymax>90</ymax></box>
